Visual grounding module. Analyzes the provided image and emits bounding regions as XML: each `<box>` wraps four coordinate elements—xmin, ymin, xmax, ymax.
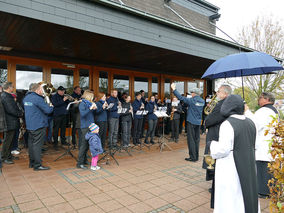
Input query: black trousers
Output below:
<box><xmin>171</xmin><ymin>119</ymin><xmax>180</xmax><ymax>140</ymax></box>
<box><xmin>1</xmin><ymin>130</ymin><xmax>15</xmax><ymax>161</ymax></box>
<box><xmin>121</xmin><ymin>120</ymin><xmax>132</xmax><ymax>146</ymax></box>
<box><xmin>53</xmin><ymin>115</ymin><xmax>67</xmax><ymax>146</ymax></box>
<box><xmin>28</xmin><ymin>128</ymin><xmax>46</xmax><ymax>168</ymax></box>
<box><xmin>179</xmin><ymin>113</ymin><xmax>185</xmax><ymax>134</ymax></box>
<box><xmin>145</xmin><ymin>119</ymin><xmax>157</xmax><ymax>141</ymax></box>
<box><xmin>133</xmin><ymin>118</ymin><xmax>143</xmax><ymax>141</ymax></box>
<box><xmin>256</xmin><ymin>161</ymin><xmax>272</xmax><ymax>196</ymax></box>
<box><xmin>186</xmin><ymin>122</ymin><xmax>200</xmax><ymax>161</ymax></box>
<box><xmin>97</xmin><ymin>121</ymin><xmax>107</xmax><ymax>149</ymax></box>
<box><xmin>71</xmin><ymin>114</ymin><xmax>78</xmax><ymax>145</ymax></box>
<box><xmin>141</xmin><ymin>116</ymin><xmax>146</xmax><ymax>137</ymax></box>
<box><xmin>77</xmin><ymin>128</ymin><xmax>89</xmax><ymax>166</ymax></box>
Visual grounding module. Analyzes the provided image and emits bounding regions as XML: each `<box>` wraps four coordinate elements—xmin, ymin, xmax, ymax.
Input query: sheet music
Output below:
<box><xmin>154</xmin><ymin>110</ymin><xmax>169</xmax><ymax>117</ymax></box>
<box><xmin>136</xmin><ymin>110</ymin><xmax>143</xmax><ymax>115</ymax></box>
<box><xmin>106</xmin><ymin>103</ymin><xmax>114</xmax><ymax>109</ymax></box>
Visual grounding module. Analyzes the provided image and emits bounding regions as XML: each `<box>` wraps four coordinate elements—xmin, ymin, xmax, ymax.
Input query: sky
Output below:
<box><xmin>207</xmin><ymin>0</ymin><xmax>284</xmax><ymax>40</ymax></box>
<box><xmin>205</xmin><ymin>0</ymin><xmax>284</xmax><ymax>90</ymax></box>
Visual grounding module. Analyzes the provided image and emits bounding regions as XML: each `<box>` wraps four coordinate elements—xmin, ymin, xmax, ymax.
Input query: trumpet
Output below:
<box><xmin>204</xmin><ymin>94</ymin><xmax>218</xmax><ymax>115</ymax></box>
<box><xmin>64</xmin><ymin>94</ymin><xmax>75</xmax><ymax>101</ymax></box>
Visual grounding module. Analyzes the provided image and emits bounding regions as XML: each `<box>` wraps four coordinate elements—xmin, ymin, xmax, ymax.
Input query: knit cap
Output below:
<box><xmin>89</xmin><ymin>123</ymin><xmax>99</xmax><ymax>133</ymax></box>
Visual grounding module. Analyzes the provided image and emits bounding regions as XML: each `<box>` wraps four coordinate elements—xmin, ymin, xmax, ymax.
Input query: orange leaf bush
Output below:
<box><xmin>265</xmin><ymin>115</ymin><xmax>284</xmax><ymax>213</ymax></box>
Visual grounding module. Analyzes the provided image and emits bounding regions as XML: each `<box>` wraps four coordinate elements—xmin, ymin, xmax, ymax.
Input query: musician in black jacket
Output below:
<box><xmin>70</xmin><ymin>86</ymin><xmax>82</xmax><ymax>149</ymax></box>
<box><xmin>203</xmin><ymin>84</ymin><xmax>232</xmax><ymax>208</ymax></box>
<box><xmin>170</xmin><ymin>97</ymin><xmax>182</xmax><ymax>143</ymax></box>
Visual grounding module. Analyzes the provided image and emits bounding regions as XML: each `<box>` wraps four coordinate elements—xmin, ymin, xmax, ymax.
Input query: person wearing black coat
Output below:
<box><xmin>170</xmin><ymin>97</ymin><xmax>183</xmax><ymax>143</ymax></box>
<box><xmin>132</xmin><ymin>92</ymin><xmax>144</xmax><ymax>145</ymax></box>
<box><xmin>70</xmin><ymin>86</ymin><xmax>82</xmax><ymax>148</ymax></box>
<box><xmin>203</xmin><ymin>85</ymin><xmax>232</xmax><ymax>209</ymax></box>
<box><xmin>0</xmin><ymin>89</ymin><xmax>7</xmax><ymax>170</ymax></box>
<box><xmin>51</xmin><ymin>86</ymin><xmax>69</xmax><ymax>148</ymax></box>
<box><xmin>1</xmin><ymin>82</ymin><xmax>22</xmax><ymax>164</ymax></box>
<box><xmin>120</xmin><ymin>95</ymin><xmax>133</xmax><ymax>147</ymax></box>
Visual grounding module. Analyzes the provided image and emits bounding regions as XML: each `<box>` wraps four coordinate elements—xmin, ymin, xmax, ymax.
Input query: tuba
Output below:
<box><xmin>204</xmin><ymin>94</ymin><xmax>218</xmax><ymax>115</ymax></box>
<box><xmin>39</xmin><ymin>82</ymin><xmax>55</xmax><ymax>106</ymax></box>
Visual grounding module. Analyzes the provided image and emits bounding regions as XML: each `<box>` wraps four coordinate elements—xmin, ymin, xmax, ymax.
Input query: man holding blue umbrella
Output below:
<box><xmin>171</xmin><ymin>83</ymin><xmax>205</xmax><ymax>162</ymax></box>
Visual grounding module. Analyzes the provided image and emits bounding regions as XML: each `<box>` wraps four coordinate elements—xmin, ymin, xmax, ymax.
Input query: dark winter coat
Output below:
<box><xmin>51</xmin><ymin>93</ymin><xmax>69</xmax><ymax>117</ymax></box>
<box><xmin>106</xmin><ymin>96</ymin><xmax>120</xmax><ymax>119</ymax></box>
<box><xmin>0</xmin><ymin>96</ymin><xmax>7</xmax><ymax>132</ymax></box>
<box><xmin>146</xmin><ymin>101</ymin><xmax>158</xmax><ymax>120</ymax></box>
<box><xmin>1</xmin><ymin>91</ymin><xmax>22</xmax><ymax>131</ymax></box>
<box><xmin>171</xmin><ymin>102</ymin><xmax>183</xmax><ymax>120</ymax></box>
<box><xmin>79</xmin><ymin>99</ymin><xmax>95</xmax><ymax>129</ymax></box>
<box><xmin>120</xmin><ymin>102</ymin><xmax>132</xmax><ymax>122</ymax></box>
<box><xmin>95</xmin><ymin>100</ymin><xmax>108</xmax><ymax>122</ymax></box>
<box><xmin>132</xmin><ymin>98</ymin><xmax>143</xmax><ymax>119</ymax></box>
<box><xmin>85</xmin><ymin>132</ymin><xmax>104</xmax><ymax>156</ymax></box>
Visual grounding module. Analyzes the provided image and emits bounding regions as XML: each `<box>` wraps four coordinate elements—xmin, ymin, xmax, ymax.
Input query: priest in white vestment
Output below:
<box><xmin>210</xmin><ymin>94</ymin><xmax>260</xmax><ymax>213</ymax></box>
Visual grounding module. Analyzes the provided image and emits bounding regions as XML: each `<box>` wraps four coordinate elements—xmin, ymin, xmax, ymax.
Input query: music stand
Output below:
<box><xmin>156</xmin><ymin>112</ymin><xmax>172</xmax><ymax>152</ymax></box>
<box><xmin>54</xmin><ymin>127</ymin><xmax>77</xmax><ymax>162</ymax></box>
<box><xmin>98</xmin><ymin>147</ymin><xmax>119</xmax><ymax>166</ymax></box>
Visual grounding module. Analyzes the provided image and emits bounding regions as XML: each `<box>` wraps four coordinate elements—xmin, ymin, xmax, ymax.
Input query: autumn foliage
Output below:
<box><xmin>265</xmin><ymin>116</ymin><xmax>284</xmax><ymax>212</ymax></box>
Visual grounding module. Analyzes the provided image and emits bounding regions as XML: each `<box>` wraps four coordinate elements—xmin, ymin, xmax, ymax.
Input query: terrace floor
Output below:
<box><xmin>0</xmin><ymin>134</ymin><xmax>270</xmax><ymax>213</ymax></box>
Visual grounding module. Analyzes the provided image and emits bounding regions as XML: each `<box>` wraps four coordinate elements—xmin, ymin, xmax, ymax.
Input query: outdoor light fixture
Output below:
<box><xmin>209</xmin><ymin>13</ymin><xmax>221</xmax><ymax>21</ymax></box>
<box><xmin>0</xmin><ymin>46</ymin><xmax>12</xmax><ymax>51</ymax></box>
<box><xmin>62</xmin><ymin>63</ymin><xmax>76</xmax><ymax>68</ymax></box>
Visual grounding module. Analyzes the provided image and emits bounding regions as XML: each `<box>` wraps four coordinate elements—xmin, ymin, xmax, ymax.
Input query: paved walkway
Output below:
<box><xmin>0</xmin><ymin>134</ymin><xmax>270</xmax><ymax>213</ymax></box>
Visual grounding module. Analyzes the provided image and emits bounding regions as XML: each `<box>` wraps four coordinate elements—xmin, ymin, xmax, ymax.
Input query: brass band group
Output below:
<box><xmin>0</xmin><ymin>79</ymin><xmax>279</xmax><ymax>212</ymax></box>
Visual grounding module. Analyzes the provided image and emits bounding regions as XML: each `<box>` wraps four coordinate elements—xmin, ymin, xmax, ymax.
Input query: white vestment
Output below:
<box><xmin>245</xmin><ymin>107</ymin><xmax>276</xmax><ymax>161</ymax></box>
<box><xmin>210</xmin><ymin>114</ymin><xmax>261</xmax><ymax>213</ymax></box>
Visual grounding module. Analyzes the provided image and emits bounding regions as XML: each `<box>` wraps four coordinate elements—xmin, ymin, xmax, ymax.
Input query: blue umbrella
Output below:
<box><xmin>201</xmin><ymin>51</ymin><xmax>283</xmax><ymax>98</ymax></box>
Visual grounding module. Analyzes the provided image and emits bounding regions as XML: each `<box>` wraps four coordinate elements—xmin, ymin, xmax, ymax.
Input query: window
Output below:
<box><xmin>16</xmin><ymin>64</ymin><xmax>43</xmax><ymax>90</ymax></box>
<box><xmin>134</xmin><ymin>77</ymin><xmax>148</xmax><ymax>97</ymax></box>
<box><xmin>113</xmin><ymin>74</ymin><xmax>129</xmax><ymax>95</ymax></box>
<box><xmin>99</xmin><ymin>71</ymin><xmax>108</xmax><ymax>94</ymax></box>
<box><xmin>79</xmin><ymin>68</ymin><xmax>89</xmax><ymax>90</ymax></box>
<box><xmin>51</xmin><ymin>68</ymin><xmax>73</xmax><ymax>94</ymax></box>
<box><xmin>164</xmin><ymin>78</ymin><xmax>170</xmax><ymax>99</ymax></box>
<box><xmin>188</xmin><ymin>81</ymin><xmax>198</xmax><ymax>94</ymax></box>
<box><xmin>0</xmin><ymin>60</ymin><xmax>7</xmax><ymax>84</ymax></box>
<box><xmin>174</xmin><ymin>81</ymin><xmax>184</xmax><ymax>95</ymax></box>
<box><xmin>198</xmin><ymin>81</ymin><xmax>204</xmax><ymax>97</ymax></box>
<box><xmin>152</xmin><ymin>77</ymin><xmax>158</xmax><ymax>95</ymax></box>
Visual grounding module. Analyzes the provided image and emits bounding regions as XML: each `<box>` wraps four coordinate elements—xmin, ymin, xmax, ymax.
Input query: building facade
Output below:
<box><xmin>0</xmin><ymin>0</ymin><xmax>252</xmax><ymax>99</ymax></box>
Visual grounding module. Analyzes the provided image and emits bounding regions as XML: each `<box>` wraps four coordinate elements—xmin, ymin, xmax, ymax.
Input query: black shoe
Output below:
<box><xmin>185</xmin><ymin>158</ymin><xmax>197</xmax><ymax>162</ymax></box>
<box><xmin>34</xmin><ymin>166</ymin><xmax>50</xmax><ymax>171</ymax></box>
<box><xmin>150</xmin><ymin>140</ymin><xmax>155</xmax><ymax>144</ymax></box>
<box><xmin>144</xmin><ymin>140</ymin><xmax>150</xmax><ymax>144</ymax></box>
<box><xmin>12</xmin><ymin>156</ymin><xmax>19</xmax><ymax>160</ymax></box>
<box><xmin>29</xmin><ymin>164</ymin><xmax>34</xmax><ymax>168</ymax></box>
<box><xmin>175</xmin><ymin>139</ymin><xmax>179</xmax><ymax>143</ymax></box>
<box><xmin>42</xmin><ymin>147</ymin><xmax>48</xmax><ymax>152</ymax></box>
<box><xmin>77</xmin><ymin>164</ymin><xmax>88</xmax><ymax>169</ymax></box>
<box><xmin>61</xmin><ymin>142</ymin><xmax>70</xmax><ymax>146</ymax></box>
<box><xmin>208</xmin><ymin>188</ymin><xmax>212</xmax><ymax>193</ymax></box>
<box><xmin>258</xmin><ymin>194</ymin><xmax>269</xmax><ymax>199</ymax></box>
<box><xmin>3</xmin><ymin>160</ymin><xmax>14</xmax><ymax>164</ymax></box>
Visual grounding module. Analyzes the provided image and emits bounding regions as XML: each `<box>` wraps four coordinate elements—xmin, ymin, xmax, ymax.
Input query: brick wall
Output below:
<box><xmin>112</xmin><ymin>0</ymin><xmax>216</xmax><ymax>34</ymax></box>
